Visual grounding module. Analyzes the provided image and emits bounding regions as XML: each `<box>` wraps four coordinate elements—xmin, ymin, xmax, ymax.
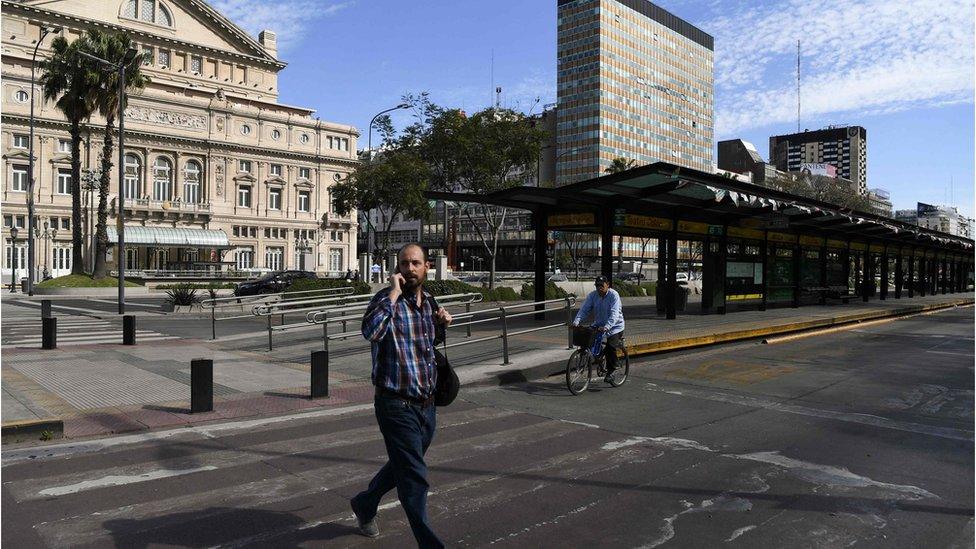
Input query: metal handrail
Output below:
<box><xmin>204</xmin><ymin>286</ymin><xmax>355</xmax><ymax>339</ymax></box>
<box><xmin>302</xmin><ymin>293</ymin><xmax>485</xmax><ymax>353</ymax></box>
<box><xmin>306</xmin><ymin>295</ymin><xmax>575</xmax><ymax>365</ymax></box>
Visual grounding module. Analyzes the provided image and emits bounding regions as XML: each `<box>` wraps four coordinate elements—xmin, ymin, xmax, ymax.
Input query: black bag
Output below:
<box><xmin>429</xmin><ymin>295</ymin><xmax>459</xmax><ymax>407</ymax></box>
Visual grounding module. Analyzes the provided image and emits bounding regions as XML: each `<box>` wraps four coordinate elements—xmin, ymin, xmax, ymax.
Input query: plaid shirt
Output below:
<box><xmin>361</xmin><ymin>287</ymin><xmax>438</xmax><ymax>400</ymax></box>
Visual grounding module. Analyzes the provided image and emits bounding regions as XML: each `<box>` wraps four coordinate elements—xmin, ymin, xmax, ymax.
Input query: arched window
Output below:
<box><xmin>124</xmin><ymin>0</ymin><xmax>173</xmax><ymax>27</ymax></box>
<box><xmin>123</xmin><ymin>154</ymin><xmax>141</xmax><ymax>199</ymax></box>
<box><xmin>152</xmin><ymin>157</ymin><xmax>172</xmax><ymax>201</ymax></box>
<box><xmin>158</xmin><ymin>4</ymin><xmax>173</xmax><ymax>26</ymax></box>
<box><xmin>183</xmin><ymin>160</ymin><xmax>201</xmax><ymax>204</ymax></box>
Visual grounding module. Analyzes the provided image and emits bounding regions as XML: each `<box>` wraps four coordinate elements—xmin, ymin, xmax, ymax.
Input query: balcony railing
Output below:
<box><xmin>125</xmin><ymin>198</ymin><xmax>212</xmax><ymax>213</ymax></box>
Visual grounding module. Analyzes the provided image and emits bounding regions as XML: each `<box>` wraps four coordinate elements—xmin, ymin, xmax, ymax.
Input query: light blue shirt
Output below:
<box><xmin>574</xmin><ymin>288</ymin><xmax>624</xmax><ymax>336</ymax></box>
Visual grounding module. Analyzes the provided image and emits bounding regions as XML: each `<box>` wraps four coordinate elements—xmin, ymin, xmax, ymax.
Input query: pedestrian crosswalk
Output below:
<box><xmin>1</xmin><ymin>302</ymin><xmax>178</xmax><ymax>347</ymax></box>
<box><xmin>0</xmin><ymin>399</ymin><xmax>948</xmax><ymax>548</ymax></box>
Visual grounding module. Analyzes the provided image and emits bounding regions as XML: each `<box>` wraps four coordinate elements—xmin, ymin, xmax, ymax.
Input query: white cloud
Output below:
<box><xmin>707</xmin><ymin>0</ymin><xmax>975</xmax><ymax>137</ymax></box>
<box><xmin>210</xmin><ymin>0</ymin><xmax>352</xmax><ymax>53</ymax></box>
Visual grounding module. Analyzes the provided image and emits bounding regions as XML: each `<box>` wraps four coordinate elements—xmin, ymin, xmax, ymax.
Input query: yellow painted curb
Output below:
<box><xmin>2</xmin><ymin>417</ymin><xmax>64</xmax><ymax>444</ymax></box>
<box><xmin>625</xmin><ymin>298</ymin><xmax>973</xmax><ymax>358</ymax></box>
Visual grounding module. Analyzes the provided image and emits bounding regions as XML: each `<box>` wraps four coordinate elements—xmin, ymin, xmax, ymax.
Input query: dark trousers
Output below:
<box><xmin>602</xmin><ymin>332</ymin><xmax>623</xmax><ymax>372</ymax></box>
<box><xmin>352</xmin><ymin>393</ymin><xmax>443</xmax><ymax>548</ymax></box>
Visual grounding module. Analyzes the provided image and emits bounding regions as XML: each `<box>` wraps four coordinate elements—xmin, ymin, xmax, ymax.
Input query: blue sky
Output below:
<box><xmin>214</xmin><ymin>0</ymin><xmax>975</xmax><ymax>217</ymax></box>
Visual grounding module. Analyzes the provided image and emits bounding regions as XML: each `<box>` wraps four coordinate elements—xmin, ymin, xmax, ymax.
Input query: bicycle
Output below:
<box><xmin>565</xmin><ymin>326</ymin><xmax>630</xmax><ymax>395</ymax></box>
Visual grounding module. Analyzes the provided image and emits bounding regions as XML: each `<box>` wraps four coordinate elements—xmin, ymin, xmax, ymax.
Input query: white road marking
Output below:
<box><xmin>726</xmin><ymin>525</ymin><xmax>756</xmax><ymax>542</ymax></box>
<box><xmin>601</xmin><ymin>436</ymin><xmax>715</xmax><ymax>452</ymax></box>
<box><xmin>645</xmin><ymin>384</ymin><xmax>973</xmax><ymax>442</ymax></box>
<box><xmin>37</xmin><ymin>466</ymin><xmax>218</xmax><ymax>496</ymax></box>
<box><xmin>2</xmin><ymin>403</ymin><xmax>374</xmax><ymax>466</ymax></box>
<box><xmin>728</xmin><ymin>451</ymin><xmax>937</xmax><ymax>500</ymax></box>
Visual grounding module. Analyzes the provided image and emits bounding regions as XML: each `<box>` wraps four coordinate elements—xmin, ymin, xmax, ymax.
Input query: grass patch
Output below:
<box><xmin>36</xmin><ymin>274</ymin><xmax>141</xmax><ymax>288</ymax></box>
<box><xmin>285</xmin><ymin>277</ymin><xmax>371</xmax><ymax>296</ymax></box>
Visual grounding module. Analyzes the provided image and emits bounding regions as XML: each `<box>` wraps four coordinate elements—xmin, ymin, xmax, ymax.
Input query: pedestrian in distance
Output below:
<box><xmin>572</xmin><ymin>275</ymin><xmax>625</xmax><ymax>383</ymax></box>
<box><xmin>351</xmin><ymin>243</ymin><xmax>452</xmax><ymax>547</ymax></box>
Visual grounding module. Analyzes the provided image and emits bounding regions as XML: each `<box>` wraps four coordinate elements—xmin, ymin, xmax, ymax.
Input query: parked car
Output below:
<box><xmin>675</xmin><ymin>272</ymin><xmax>689</xmax><ymax>285</ymax></box>
<box><xmin>547</xmin><ymin>273</ymin><xmax>568</xmax><ymax>282</ymax></box>
<box><xmin>615</xmin><ymin>272</ymin><xmax>645</xmax><ymax>283</ymax></box>
<box><xmin>234</xmin><ymin>270</ymin><xmax>317</xmax><ymax>296</ymax></box>
<box><xmin>462</xmin><ymin>274</ymin><xmax>490</xmax><ymax>285</ymax></box>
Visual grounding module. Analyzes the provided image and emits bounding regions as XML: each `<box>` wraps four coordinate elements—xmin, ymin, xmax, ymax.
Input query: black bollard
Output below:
<box><xmin>311</xmin><ymin>350</ymin><xmax>329</xmax><ymax>398</ymax></box>
<box><xmin>123</xmin><ymin>315</ymin><xmax>136</xmax><ymax>345</ymax></box>
<box><xmin>41</xmin><ymin>299</ymin><xmax>52</xmax><ymax>319</ymax></box>
<box><xmin>191</xmin><ymin>358</ymin><xmax>213</xmax><ymax>413</ymax></box>
<box><xmin>42</xmin><ymin>317</ymin><xmax>57</xmax><ymax>349</ymax></box>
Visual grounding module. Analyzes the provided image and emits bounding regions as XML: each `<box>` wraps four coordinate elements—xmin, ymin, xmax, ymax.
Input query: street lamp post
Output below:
<box><xmin>26</xmin><ymin>25</ymin><xmax>62</xmax><ymax>296</ymax></box>
<box><xmin>9</xmin><ymin>227</ymin><xmax>19</xmax><ymax>293</ymax></box>
<box><xmin>297</xmin><ymin>237</ymin><xmax>309</xmax><ymax>271</ymax></box>
<box><xmin>36</xmin><ymin>221</ymin><xmax>58</xmax><ymax>280</ymax></box>
<box><xmin>77</xmin><ymin>47</ymin><xmax>138</xmax><ymax>314</ymax></box>
<box><xmin>365</xmin><ymin>103</ymin><xmax>409</xmax><ymax>267</ymax></box>
<box><xmin>81</xmin><ymin>168</ymin><xmax>99</xmax><ymax>273</ymax></box>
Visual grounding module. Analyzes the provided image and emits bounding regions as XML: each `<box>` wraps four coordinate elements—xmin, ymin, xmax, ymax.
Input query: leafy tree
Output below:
<box><xmin>85</xmin><ymin>30</ymin><xmax>149</xmax><ymax>278</ymax></box>
<box><xmin>40</xmin><ymin>35</ymin><xmax>96</xmax><ymax>274</ymax></box>
<box><xmin>331</xmin><ymin>146</ymin><xmax>431</xmax><ymax>271</ymax></box>
<box><xmin>605</xmin><ymin>157</ymin><xmax>638</xmax><ymax>174</ymax></box>
<box><xmin>771</xmin><ymin>174</ymin><xmax>872</xmax><ymax>212</ymax></box>
<box><xmin>555</xmin><ymin>230</ymin><xmax>589</xmax><ymax>281</ymax></box>
<box><xmin>418</xmin><ymin>102</ymin><xmax>547</xmax><ymax>289</ymax></box>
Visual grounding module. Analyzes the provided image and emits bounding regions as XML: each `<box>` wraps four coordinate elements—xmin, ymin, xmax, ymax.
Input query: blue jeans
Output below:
<box><xmin>352</xmin><ymin>393</ymin><xmax>443</xmax><ymax>548</ymax></box>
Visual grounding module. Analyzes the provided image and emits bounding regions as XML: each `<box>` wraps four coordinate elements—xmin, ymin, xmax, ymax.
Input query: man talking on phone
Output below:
<box><xmin>351</xmin><ymin>243</ymin><xmax>451</xmax><ymax>547</ymax></box>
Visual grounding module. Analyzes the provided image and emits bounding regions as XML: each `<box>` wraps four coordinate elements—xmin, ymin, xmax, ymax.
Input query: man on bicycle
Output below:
<box><xmin>572</xmin><ymin>275</ymin><xmax>625</xmax><ymax>383</ymax></box>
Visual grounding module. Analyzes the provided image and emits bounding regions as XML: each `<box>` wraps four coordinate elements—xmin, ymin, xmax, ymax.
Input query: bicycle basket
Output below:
<box><xmin>572</xmin><ymin>326</ymin><xmax>595</xmax><ymax>347</ymax></box>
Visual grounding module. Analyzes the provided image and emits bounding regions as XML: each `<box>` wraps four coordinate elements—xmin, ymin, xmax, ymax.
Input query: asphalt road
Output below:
<box><xmin>2</xmin><ymin>306</ymin><xmax>972</xmax><ymax>547</ymax></box>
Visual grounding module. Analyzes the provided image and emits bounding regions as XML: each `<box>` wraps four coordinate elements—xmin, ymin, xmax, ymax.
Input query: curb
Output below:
<box><xmin>464</xmin><ymin>298</ymin><xmax>974</xmax><ymax>387</ymax></box>
<box><xmin>1</xmin><ymin>418</ymin><xmax>64</xmax><ymax>444</ymax></box>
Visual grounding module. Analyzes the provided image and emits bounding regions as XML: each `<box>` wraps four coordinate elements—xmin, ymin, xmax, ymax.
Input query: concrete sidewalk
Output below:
<box><xmin>2</xmin><ymin>292</ymin><xmax>971</xmax><ymax>443</ymax></box>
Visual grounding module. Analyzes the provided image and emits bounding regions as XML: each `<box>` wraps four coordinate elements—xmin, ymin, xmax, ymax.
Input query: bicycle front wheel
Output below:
<box><xmin>607</xmin><ymin>345</ymin><xmax>629</xmax><ymax>387</ymax></box>
<box><xmin>566</xmin><ymin>350</ymin><xmax>592</xmax><ymax>395</ymax></box>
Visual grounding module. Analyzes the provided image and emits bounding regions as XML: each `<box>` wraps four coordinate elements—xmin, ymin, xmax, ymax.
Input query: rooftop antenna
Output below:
<box><xmin>495</xmin><ymin>86</ymin><xmax>502</xmax><ymax>109</ymax></box>
<box><xmin>490</xmin><ymin>49</ymin><xmax>494</xmax><ymax>109</ymax></box>
<box><xmin>796</xmin><ymin>40</ymin><xmax>801</xmax><ymax>133</ymax></box>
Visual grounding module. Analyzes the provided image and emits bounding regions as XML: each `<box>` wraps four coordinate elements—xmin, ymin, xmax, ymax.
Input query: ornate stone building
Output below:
<box><xmin>2</xmin><ymin>0</ymin><xmax>358</xmax><ymax>282</ymax></box>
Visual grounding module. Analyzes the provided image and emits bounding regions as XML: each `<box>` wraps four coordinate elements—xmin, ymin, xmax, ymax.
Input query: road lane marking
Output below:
<box><xmin>645</xmin><ymin>384</ymin><xmax>973</xmax><ymax>442</ymax></box>
<box><xmin>37</xmin><ymin>466</ymin><xmax>218</xmax><ymax>496</ymax></box>
<box><xmin>2</xmin><ymin>403</ymin><xmax>374</xmax><ymax>466</ymax></box>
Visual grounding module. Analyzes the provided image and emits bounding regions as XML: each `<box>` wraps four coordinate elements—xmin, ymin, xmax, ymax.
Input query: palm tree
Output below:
<box><xmin>40</xmin><ymin>35</ymin><xmax>96</xmax><ymax>275</ymax></box>
<box><xmin>604</xmin><ymin>157</ymin><xmax>637</xmax><ymax>174</ymax></box>
<box><xmin>84</xmin><ymin>30</ymin><xmax>148</xmax><ymax>279</ymax></box>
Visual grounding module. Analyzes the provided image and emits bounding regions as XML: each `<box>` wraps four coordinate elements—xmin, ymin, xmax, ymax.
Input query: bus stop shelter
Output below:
<box><xmin>427</xmin><ymin>162</ymin><xmax>974</xmax><ymax>319</ymax></box>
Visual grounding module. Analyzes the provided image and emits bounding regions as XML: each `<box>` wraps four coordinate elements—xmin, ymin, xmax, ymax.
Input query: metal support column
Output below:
<box><xmin>759</xmin><ymin>233</ymin><xmax>768</xmax><ymax>312</ymax></box>
<box><xmin>600</xmin><ymin>208</ymin><xmax>614</xmax><ymax>280</ymax></box>
<box><xmin>879</xmin><ymin>247</ymin><xmax>888</xmax><ymax>300</ymax></box>
<box><xmin>717</xmin><ymin>226</ymin><xmax>728</xmax><ymax>315</ymax></box>
<box><xmin>941</xmin><ymin>255</ymin><xmax>948</xmax><ymax>295</ymax></box>
<box><xmin>862</xmin><ymin>246</ymin><xmax>872</xmax><ymax>302</ymax></box>
<box><xmin>819</xmin><ymin>245</ymin><xmax>828</xmax><ymax>305</ymax></box>
<box><xmin>918</xmin><ymin>255</ymin><xmax>926</xmax><ymax>297</ymax></box>
<box><xmin>532</xmin><ymin>210</ymin><xmax>548</xmax><ymax>320</ymax></box>
<box><xmin>908</xmin><ymin>250</ymin><xmax>915</xmax><ymax>298</ymax></box>
<box><xmin>842</xmin><ymin>244</ymin><xmax>851</xmax><ymax>298</ymax></box>
<box><xmin>791</xmin><ymin>244</ymin><xmax>800</xmax><ymax>308</ymax></box>
<box><xmin>666</xmin><ymin>234</ymin><xmax>677</xmax><ymax>320</ymax></box>
<box><xmin>894</xmin><ymin>251</ymin><xmax>903</xmax><ymax>299</ymax></box>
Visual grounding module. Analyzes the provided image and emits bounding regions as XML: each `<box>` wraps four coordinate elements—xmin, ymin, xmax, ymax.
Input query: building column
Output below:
<box><xmin>532</xmin><ymin>210</ymin><xmax>547</xmax><ymax>320</ymax></box>
<box><xmin>879</xmin><ymin>246</ymin><xmax>889</xmax><ymax>300</ymax></box>
<box><xmin>172</xmin><ymin>152</ymin><xmax>182</xmax><ymax>201</ymax></box>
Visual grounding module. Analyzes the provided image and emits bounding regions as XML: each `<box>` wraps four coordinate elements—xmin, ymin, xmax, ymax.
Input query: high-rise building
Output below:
<box><xmin>716</xmin><ymin>139</ymin><xmax>787</xmax><ymax>186</ymax></box>
<box><xmin>769</xmin><ymin>125</ymin><xmax>867</xmax><ymax>194</ymax></box>
<box><xmin>866</xmin><ymin>188</ymin><xmax>893</xmax><ymax>218</ymax></box>
<box><xmin>556</xmin><ymin>0</ymin><xmax>714</xmax><ymax>184</ymax></box>
<box><xmin>916</xmin><ymin>203</ymin><xmax>974</xmax><ymax>239</ymax></box>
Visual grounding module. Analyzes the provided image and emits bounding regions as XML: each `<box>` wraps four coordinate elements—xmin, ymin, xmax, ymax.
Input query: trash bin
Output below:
<box><xmin>20</xmin><ymin>278</ymin><xmax>29</xmax><ymax>292</ymax></box>
<box><xmin>655</xmin><ymin>282</ymin><xmax>689</xmax><ymax>313</ymax></box>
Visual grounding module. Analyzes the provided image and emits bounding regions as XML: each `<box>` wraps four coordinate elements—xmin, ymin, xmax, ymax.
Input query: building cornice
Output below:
<box><xmin>3</xmin><ymin>114</ymin><xmax>360</xmax><ymax>169</ymax></box>
<box><xmin>1</xmin><ymin>1</ymin><xmax>287</xmax><ymax>70</ymax></box>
